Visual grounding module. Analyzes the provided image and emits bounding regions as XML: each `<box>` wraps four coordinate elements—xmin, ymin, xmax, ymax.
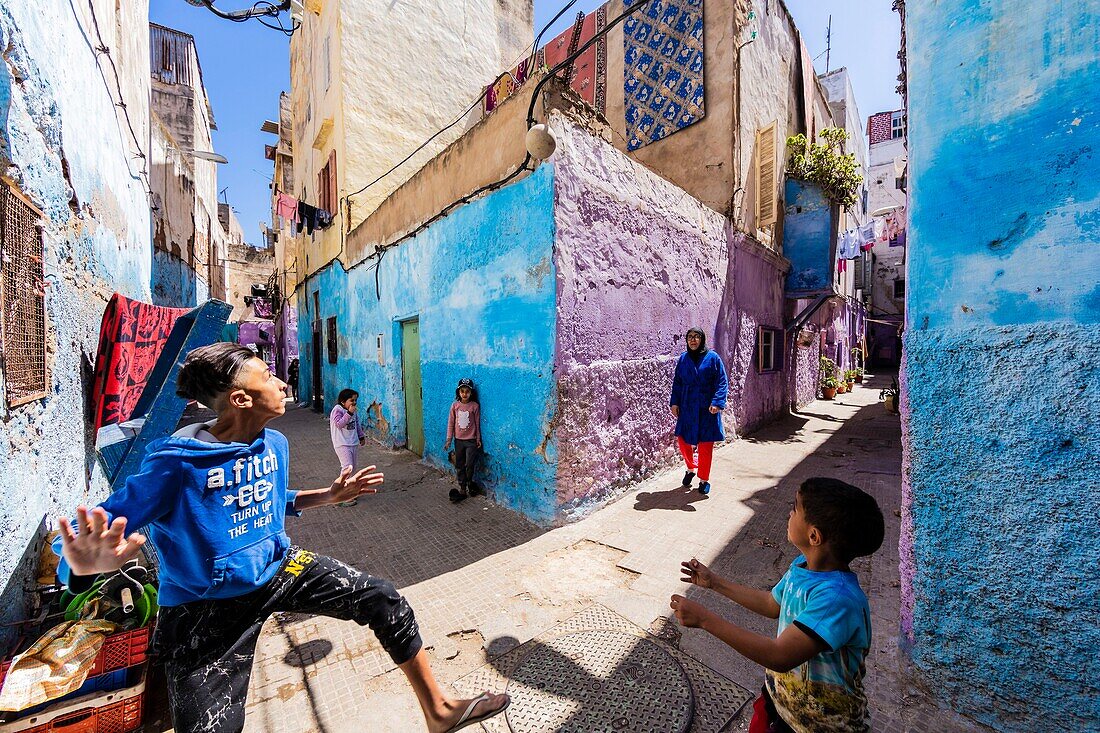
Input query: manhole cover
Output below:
<box><xmin>505</xmin><ymin>630</ymin><xmax>694</xmax><ymax>733</ymax></box>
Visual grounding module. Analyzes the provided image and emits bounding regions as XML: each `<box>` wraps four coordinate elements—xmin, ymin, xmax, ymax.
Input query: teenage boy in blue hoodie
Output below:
<box><xmin>58</xmin><ymin>343</ymin><xmax>508</xmax><ymax>733</ymax></box>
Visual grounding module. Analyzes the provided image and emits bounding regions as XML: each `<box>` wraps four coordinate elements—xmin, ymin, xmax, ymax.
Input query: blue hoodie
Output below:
<box><xmin>98</xmin><ymin>423</ymin><xmax>299</xmax><ymax>607</ymax></box>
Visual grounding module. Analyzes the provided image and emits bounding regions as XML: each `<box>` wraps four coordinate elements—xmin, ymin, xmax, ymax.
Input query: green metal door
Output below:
<box><xmin>401</xmin><ymin>319</ymin><xmax>425</xmax><ymax>456</ymax></box>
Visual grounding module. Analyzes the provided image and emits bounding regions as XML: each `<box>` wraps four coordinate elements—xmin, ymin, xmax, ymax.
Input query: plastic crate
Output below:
<box><xmin>1</xmin><ymin>669</ymin><xmax>145</xmax><ymax>733</ymax></box>
<box><xmin>0</xmin><ymin>667</ymin><xmax>141</xmax><ymax>721</ymax></box>
<box><xmin>0</xmin><ymin>626</ymin><xmax>150</xmax><ymax>688</ymax></box>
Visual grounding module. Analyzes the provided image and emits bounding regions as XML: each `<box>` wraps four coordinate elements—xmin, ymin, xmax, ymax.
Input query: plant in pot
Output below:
<box><xmin>880</xmin><ymin>378</ymin><xmax>900</xmax><ymax>414</ymax></box>
<box><xmin>819</xmin><ymin>356</ymin><xmax>839</xmax><ymax>399</ymax></box>
<box><xmin>836</xmin><ymin>379</ymin><xmax>848</xmax><ymax>394</ymax></box>
<box><xmin>786</xmin><ymin>128</ymin><xmax>864</xmax><ymax>209</ymax></box>
<box><xmin>854</xmin><ymin>367</ymin><xmax>864</xmax><ymax>384</ymax></box>
<box><xmin>844</xmin><ymin>369</ymin><xmax>858</xmax><ymax>388</ymax></box>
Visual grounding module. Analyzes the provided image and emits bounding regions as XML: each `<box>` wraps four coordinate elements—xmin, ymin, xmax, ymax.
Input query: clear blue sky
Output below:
<box><xmin>149</xmin><ymin>0</ymin><xmax>901</xmax><ymax>247</ymax></box>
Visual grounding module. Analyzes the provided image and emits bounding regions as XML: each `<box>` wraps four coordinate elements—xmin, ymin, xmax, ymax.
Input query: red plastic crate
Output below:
<box><xmin>2</xmin><ymin>669</ymin><xmax>145</xmax><ymax>733</ymax></box>
<box><xmin>0</xmin><ymin>626</ymin><xmax>150</xmax><ymax>688</ymax></box>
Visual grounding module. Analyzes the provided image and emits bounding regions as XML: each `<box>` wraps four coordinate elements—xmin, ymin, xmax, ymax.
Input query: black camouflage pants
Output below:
<box><xmin>152</xmin><ymin>547</ymin><xmax>422</xmax><ymax>733</ymax></box>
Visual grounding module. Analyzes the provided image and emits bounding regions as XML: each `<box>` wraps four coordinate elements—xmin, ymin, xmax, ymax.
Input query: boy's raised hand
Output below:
<box><xmin>328</xmin><ymin>465</ymin><xmax>384</xmax><ymax>504</ymax></box>
<box><xmin>681</xmin><ymin>558</ymin><xmax>715</xmax><ymax>589</ymax></box>
<box><xmin>670</xmin><ymin>594</ymin><xmax>711</xmax><ymax>628</ymax></box>
<box><xmin>58</xmin><ymin>506</ymin><xmax>146</xmax><ymax>576</ymax></box>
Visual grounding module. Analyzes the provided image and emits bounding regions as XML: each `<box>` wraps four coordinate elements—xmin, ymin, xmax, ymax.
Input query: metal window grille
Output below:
<box><xmin>1</xmin><ymin>183</ymin><xmax>47</xmax><ymax>407</ymax></box>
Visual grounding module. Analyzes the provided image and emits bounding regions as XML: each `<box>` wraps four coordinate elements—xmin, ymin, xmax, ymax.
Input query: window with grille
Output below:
<box><xmin>893</xmin><ymin>278</ymin><xmax>906</xmax><ymax>299</ymax></box>
<box><xmin>756</xmin><ymin>122</ymin><xmax>778</xmax><ymax>228</ymax></box>
<box><xmin>326</xmin><ymin>315</ymin><xmax>338</xmax><ymax>364</ymax></box>
<box><xmin>1</xmin><ymin>183</ymin><xmax>47</xmax><ymax>407</ymax></box>
<box><xmin>756</xmin><ymin>326</ymin><xmax>784</xmax><ymax>373</ymax></box>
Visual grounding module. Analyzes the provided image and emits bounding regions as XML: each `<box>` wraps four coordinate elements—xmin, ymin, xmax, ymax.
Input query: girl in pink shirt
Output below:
<box><xmin>330</xmin><ymin>388</ymin><xmax>366</xmax><ymax>506</ymax></box>
<box><xmin>443</xmin><ymin>378</ymin><xmax>481</xmax><ymax>502</ymax></box>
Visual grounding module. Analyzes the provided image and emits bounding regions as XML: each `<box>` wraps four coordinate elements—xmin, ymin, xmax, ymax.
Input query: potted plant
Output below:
<box><xmin>819</xmin><ymin>356</ymin><xmax>838</xmax><ymax>399</ymax></box>
<box><xmin>836</xmin><ymin>380</ymin><xmax>848</xmax><ymax>394</ymax></box>
<box><xmin>854</xmin><ymin>367</ymin><xmax>864</xmax><ymax>384</ymax></box>
<box><xmin>843</xmin><ymin>369</ymin><xmax>858</xmax><ymax>388</ymax></box>
<box><xmin>786</xmin><ymin>128</ymin><xmax>864</xmax><ymax>208</ymax></box>
<box><xmin>880</xmin><ymin>378</ymin><xmax>900</xmax><ymax>414</ymax></box>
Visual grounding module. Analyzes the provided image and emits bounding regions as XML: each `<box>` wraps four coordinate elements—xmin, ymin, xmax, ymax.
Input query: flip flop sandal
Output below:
<box><xmin>448</xmin><ymin>488</ymin><xmax>465</xmax><ymax>503</ymax></box>
<box><xmin>445</xmin><ymin>693</ymin><xmax>510</xmax><ymax>732</ymax></box>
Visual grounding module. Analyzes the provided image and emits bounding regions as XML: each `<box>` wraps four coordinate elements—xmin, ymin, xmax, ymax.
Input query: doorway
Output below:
<box><xmin>311</xmin><ymin>322</ymin><xmax>323</xmax><ymax>413</ymax></box>
<box><xmin>401</xmin><ymin>319</ymin><xmax>424</xmax><ymax>456</ymax></box>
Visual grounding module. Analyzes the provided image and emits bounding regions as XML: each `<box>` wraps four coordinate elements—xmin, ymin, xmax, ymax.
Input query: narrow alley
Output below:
<box><xmin>144</xmin><ymin>374</ymin><xmax>981</xmax><ymax>733</ymax></box>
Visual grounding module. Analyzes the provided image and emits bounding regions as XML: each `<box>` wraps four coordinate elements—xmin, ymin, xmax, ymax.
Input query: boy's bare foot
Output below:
<box><xmin>427</xmin><ymin>692</ymin><xmax>509</xmax><ymax>733</ymax></box>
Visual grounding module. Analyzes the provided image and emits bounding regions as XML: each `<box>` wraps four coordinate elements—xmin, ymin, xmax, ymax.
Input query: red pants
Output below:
<box><xmin>677</xmin><ymin>436</ymin><xmax>713</xmax><ymax>481</ymax></box>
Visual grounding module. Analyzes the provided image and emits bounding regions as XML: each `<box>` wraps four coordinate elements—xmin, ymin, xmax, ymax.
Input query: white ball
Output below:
<box><xmin>525</xmin><ymin>124</ymin><xmax>557</xmax><ymax>160</ymax></box>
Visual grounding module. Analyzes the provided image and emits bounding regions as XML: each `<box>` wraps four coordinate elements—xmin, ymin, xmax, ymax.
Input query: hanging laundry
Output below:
<box><xmin>858</xmin><ymin>221</ymin><xmax>877</xmax><ymax>252</ymax></box>
<box><xmin>838</xmin><ymin>229</ymin><xmax>860</xmax><ymax>260</ymax></box>
<box><xmin>275</xmin><ymin>192</ymin><xmax>299</xmax><ymax>224</ymax></box>
<box><xmin>297</xmin><ymin>200</ymin><xmax>318</xmax><ymax>235</ymax></box>
<box><xmin>295</xmin><ymin>201</ymin><xmax>335</xmax><ymax>235</ymax></box>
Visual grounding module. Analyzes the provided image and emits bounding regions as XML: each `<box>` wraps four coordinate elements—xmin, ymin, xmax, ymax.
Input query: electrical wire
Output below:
<box><xmin>297</xmin><ymin>0</ymin><xmax>652</xmax><ymax>301</ymax></box>
<box><xmin>526</xmin><ymin>0</ymin><xmax>650</xmax><ymax>128</ymax></box>
<box><xmin>528</xmin><ymin>0</ymin><xmax>579</xmax><ymax>72</ymax></box>
<box><xmin>365</xmin><ymin>0</ymin><xmax>653</xmax><ymax>294</ymax></box>
<box><xmin>74</xmin><ymin>0</ymin><xmax>152</xmax><ymax>197</ymax></box>
<box><xmin>340</xmin><ymin>0</ymin><xmax>584</xmax><ymax>221</ymax></box>
<box><xmin>193</xmin><ymin>0</ymin><xmax>299</xmax><ymax>36</ymax></box>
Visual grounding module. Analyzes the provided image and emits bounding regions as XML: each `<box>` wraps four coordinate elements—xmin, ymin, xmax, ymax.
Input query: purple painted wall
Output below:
<box><xmin>550</xmin><ymin>115</ymin><xmax>790</xmax><ymax>518</ymax></box>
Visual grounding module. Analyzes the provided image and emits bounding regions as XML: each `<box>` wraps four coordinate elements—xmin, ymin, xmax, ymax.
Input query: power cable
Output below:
<box><xmin>297</xmin><ymin>0</ymin><xmax>651</xmax><ymax>302</ymax></box>
<box><xmin>372</xmin><ymin>0</ymin><xmax>653</xmax><ymax>276</ymax></box>
<box><xmin>190</xmin><ymin>0</ymin><xmax>299</xmax><ymax>36</ymax></box>
<box><xmin>61</xmin><ymin>0</ymin><xmax>153</xmax><ymax>202</ymax></box>
<box><xmin>341</xmin><ymin>0</ymin><xmax>584</xmax><ymax>221</ymax></box>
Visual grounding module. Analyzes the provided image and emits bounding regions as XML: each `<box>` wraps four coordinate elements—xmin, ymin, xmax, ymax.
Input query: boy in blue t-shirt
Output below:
<box><xmin>670</xmin><ymin>477</ymin><xmax>885</xmax><ymax>733</ymax></box>
<box><xmin>57</xmin><ymin>343</ymin><xmax>508</xmax><ymax>733</ymax></box>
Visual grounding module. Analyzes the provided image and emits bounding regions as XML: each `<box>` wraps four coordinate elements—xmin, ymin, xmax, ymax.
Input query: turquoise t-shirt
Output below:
<box><xmin>764</xmin><ymin>555</ymin><xmax>871</xmax><ymax>733</ymax></box>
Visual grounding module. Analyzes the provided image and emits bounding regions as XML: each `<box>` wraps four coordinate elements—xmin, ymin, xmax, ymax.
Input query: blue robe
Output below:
<box><xmin>670</xmin><ymin>350</ymin><xmax>728</xmax><ymax>444</ymax></box>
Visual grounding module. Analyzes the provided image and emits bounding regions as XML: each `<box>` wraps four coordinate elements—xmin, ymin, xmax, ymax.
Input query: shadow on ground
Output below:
<box><xmin>647</xmin><ymin>372</ymin><xmax>993</xmax><ymax>733</ymax></box>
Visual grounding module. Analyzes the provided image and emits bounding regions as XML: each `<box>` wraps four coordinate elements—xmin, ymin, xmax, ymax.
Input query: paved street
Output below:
<box><xmin>149</xmin><ymin>373</ymin><xmax>989</xmax><ymax>732</ymax></box>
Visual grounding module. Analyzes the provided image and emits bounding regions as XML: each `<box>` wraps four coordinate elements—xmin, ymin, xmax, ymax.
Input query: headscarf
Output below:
<box><xmin>686</xmin><ymin>327</ymin><xmax>708</xmax><ymax>363</ymax></box>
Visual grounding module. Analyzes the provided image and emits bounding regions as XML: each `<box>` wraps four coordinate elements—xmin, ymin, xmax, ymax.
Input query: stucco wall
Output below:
<box><xmin>0</xmin><ymin>0</ymin><xmax>151</xmax><ymax>641</ymax></box>
<box><xmin>298</xmin><ymin>166</ymin><xmax>559</xmax><ymax>523</ymax></box>
<box><xmin>551</xmin><ymin>113</ymin><xmax>788</xmax><ymax>517</ymax></box>
<box><xmin>288</xmin><ymin>0</ymin><xmax>532</xmax><ymax>277</ymax></box>
<box><xmin>902</xmin><ymin>2</ymin><xmax>1100</xmax><ymax>729</ymax></box>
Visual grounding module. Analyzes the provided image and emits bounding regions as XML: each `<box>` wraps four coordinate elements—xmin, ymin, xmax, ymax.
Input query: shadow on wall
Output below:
<box><xmin>0</xmin><ymin>523</ymin><xmax>51</xmax><ymax>650</ymax></box>
<box><xmin>151</xmin><ymin>246</ymin><xmax>202</xmax><ymax>308</ymax></box>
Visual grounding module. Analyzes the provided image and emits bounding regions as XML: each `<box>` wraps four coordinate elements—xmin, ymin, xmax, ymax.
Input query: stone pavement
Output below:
<box><xmin>151</xmin><ymin>375</ymin><xmax>991</xmax><ymax>733</ymax></box>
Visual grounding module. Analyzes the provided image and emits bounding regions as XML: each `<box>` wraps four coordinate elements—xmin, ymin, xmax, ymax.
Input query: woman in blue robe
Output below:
<box><xmin>670</xmin><ymin>327</ymin><xmax>728</xmax><ymax>494</ymax></box>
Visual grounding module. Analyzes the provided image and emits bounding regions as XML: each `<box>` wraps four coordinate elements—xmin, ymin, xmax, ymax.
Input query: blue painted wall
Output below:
<box><xmin>902</xmin><ymin>2</ymin><xmax>1100</xmax><ymax>730</ymax></box>
<box><xmin>151</xmin><ymin>248</ymin><xmax>208</xmax><ymax>308</ymax></box>
<box><xmin>0</xmin><ymin>0</ymin><xmax>152</xmax><ymax>644</ymax></box>
<box><xmin>782</xmin><ymin>179</ymin><xmax>836</xmax><ymax>295</ymax></box>
<box><xmin>297</xmin><ymin>166</ymin><xmax>559</xmax><ymax>523</ymax></box>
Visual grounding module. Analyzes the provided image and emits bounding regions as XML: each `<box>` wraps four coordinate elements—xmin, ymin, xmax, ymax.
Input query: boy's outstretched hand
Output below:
<box><xmin>327</xmin><ymin>465</ymin><xmax>384</xmax><ymax>504</ymax></box>
<box><xmin>681</xmin><ymin>558</ymin><xmax>715</xmax><ymax>588</ymax></box>
<box><xmin>670</xmin><ymin>594</ymin><xmax>712</xmax><ymax>628</ymax></box>
<box><xmin>58</xmin><ymin>506</ymin><xmax>146</xmax><ymax>576</ymax></box>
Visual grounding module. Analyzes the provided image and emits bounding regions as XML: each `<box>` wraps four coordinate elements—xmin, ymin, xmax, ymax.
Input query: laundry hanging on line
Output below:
<box><xmin>275</xmin><ymin>192</ymin><xmax>299</xmax><ymax>224</ymax></box>
<box><xmin>296</xmin><ymin>200</ymin><xmax>334</xmax><ymax>235</ymax></box>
